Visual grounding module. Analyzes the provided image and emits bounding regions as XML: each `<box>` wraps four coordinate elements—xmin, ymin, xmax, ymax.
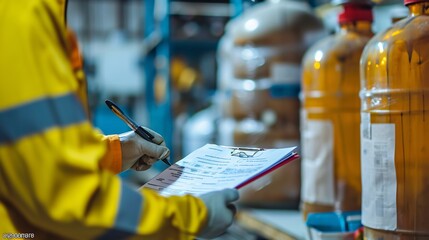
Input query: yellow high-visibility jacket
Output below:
<box><xmin>0</xmin><ymin>1</ymin><xmax>208</xmax><ymax>239</ymax></box>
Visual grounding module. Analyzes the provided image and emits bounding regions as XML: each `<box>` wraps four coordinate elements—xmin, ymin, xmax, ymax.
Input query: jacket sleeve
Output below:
<box><xmin>99</xmin><ymin>134</ymin><xmax>123</xmax><ymax>174</ymax></box>
<box><xmin>0</xmin><ymin>1</ymin><xmax>207</xmax><ymax>239</ymax></box>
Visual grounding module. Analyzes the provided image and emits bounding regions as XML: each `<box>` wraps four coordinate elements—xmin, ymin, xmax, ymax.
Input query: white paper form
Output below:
<box><xmin>142</xmin><ymin>144</ymin><xmax>297</xmax><ymax>196</ymax></box>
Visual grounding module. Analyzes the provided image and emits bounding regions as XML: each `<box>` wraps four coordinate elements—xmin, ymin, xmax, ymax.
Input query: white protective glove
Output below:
<box><xmin>119</xmin><ymin>129</ymin><xmax>170</xmax><ymax>171</ymax></box>
<box><xmin>198</xmin><ymin>188</ymin><xmax>240</xmax><ymax>239</ymax></box>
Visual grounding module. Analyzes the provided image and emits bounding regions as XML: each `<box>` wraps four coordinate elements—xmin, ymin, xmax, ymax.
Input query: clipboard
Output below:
<box><xmin>228</xmin><ymin>147</ymin><xmax>265</xmax><ymax>158</ymax></box>
<box><xmin>227</xmin><ymin>146</ymin><xmax>299</xmax><ymax>188</ymax></box>
<box><xmin>142</xmin><ymin>144</ymin><xmax>299</xmax><ymax>196</ymax></box>
<box><xmin>235</xmin><ymin>153</ymin><xmax>300</xmax><ymax>189</ymax></box>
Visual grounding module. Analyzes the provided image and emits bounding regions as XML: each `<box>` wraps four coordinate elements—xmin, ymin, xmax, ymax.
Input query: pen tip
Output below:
<box><xmin>105</xmin><ymin>100</ymin><xmax>113</xmax><ymax>109</ymax></box>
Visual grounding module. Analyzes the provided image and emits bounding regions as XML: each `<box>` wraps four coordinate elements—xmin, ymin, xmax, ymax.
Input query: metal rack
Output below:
<box><xmin>143</xmin><ymin>0</ymin><xmax>173</xmax><ymax>163</ymax></box>
<box><xmin>143</xmin><ymin>0</ymin><xmax>244</xmax><ymax>162</ymax></box>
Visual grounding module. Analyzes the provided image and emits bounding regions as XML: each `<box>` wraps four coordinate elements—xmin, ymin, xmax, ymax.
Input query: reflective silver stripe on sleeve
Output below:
<box><xmin>0</xmin><ymin>93</ymin><xmax>86</xmax><ymax>144</ymax></box>
<box><xmin>97</xmin><ymin>180</ymin><xmax>143</xmax><ymax>240</ymax></box>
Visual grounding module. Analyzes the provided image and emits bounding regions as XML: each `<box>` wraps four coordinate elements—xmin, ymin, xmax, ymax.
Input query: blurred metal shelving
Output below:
<box><xmin>143</xmin><ymin>0</ymin><xmax>244</xmax><ymax>161</ymax></box>
<box><xmin>143</xmin><ymin>0</ymin><xmax>173</xmax><ymax>158</ymax></box>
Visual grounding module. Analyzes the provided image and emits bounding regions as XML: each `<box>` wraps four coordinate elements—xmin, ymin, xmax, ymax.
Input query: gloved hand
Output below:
<box><xmin>119</xmin><ymin>129</ymin><xmax>170</xmax><ymax>171</ymax></box>
<box><xmin>198</xmin><ymin>188</ymin><xmax>240</xmax><ymax>239</ymax></box>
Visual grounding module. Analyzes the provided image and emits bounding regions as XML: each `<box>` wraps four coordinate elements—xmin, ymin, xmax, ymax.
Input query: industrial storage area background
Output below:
<box><xmin>58</xmin><ymin>0</ymin><xmax>425</xmax><ymax>239</ymax></box>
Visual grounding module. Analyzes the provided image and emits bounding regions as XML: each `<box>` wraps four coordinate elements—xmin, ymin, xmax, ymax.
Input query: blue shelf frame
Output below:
<box><xmin>143</xmin><ymin>0</ymin><xmax>243</xmax><ymax>162</ymax></box>
<box><xmin>144</xmin><ymin>0</ymin><xmax>173</xmax><ymax>159</ymax></box>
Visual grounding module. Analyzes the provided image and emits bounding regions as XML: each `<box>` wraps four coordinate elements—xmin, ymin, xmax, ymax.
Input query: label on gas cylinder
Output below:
<box><xmin>301</xmin><ymin>111</ymin><xmax>335</xmax><ymax>205</ymax></box>
<box><xmin>361</xmin><ymin>115</ymin><xmax>397</xmax><ymax>230</ymax></box>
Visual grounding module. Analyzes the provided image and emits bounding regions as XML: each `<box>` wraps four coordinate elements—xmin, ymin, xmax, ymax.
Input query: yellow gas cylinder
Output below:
<box><xmin>300</xmin><ymin>1</ymin><xmax>374</xmax><ymax>219</ymax></box>
<box><xmin>359</xmin><ymin>0</ymin><xmax>429</xmax><ymax>238</ymax></box>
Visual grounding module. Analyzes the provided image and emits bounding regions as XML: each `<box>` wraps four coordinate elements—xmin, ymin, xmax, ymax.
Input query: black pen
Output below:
<box><xmin>105</xmin><ymin>100</ymin><xmax>171</xmax><ymax>166</ymax></box>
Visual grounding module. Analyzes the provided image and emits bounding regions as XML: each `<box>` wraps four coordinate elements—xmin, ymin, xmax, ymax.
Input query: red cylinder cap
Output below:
<box><xmin>338</xmin><ymin>4</ymin><xmax>374</xmax><ymax>24</ymax></box>
<box><xmin>404</xmin><ymin>0</ymin><xmax>426</xmax><ymax>5</ymax></box>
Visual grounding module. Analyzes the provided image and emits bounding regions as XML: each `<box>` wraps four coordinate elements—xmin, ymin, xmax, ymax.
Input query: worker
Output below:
<box><xmin>0</xmin><ymin>1</ymin><xmax>239</xmax><ymax>239</ymax></box>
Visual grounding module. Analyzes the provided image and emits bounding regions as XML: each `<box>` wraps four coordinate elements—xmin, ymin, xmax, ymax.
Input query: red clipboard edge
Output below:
<box><xmin>235</xmin><ymin>153</ymin><xmax>300</xmax><ymax>189</ymax></box>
